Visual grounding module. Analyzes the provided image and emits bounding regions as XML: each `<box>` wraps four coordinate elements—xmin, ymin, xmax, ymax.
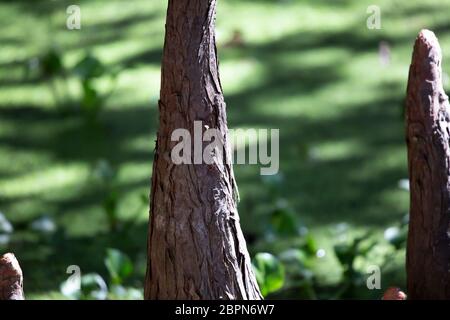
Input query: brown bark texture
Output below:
<box><xmin>0</xmin><ymin>253</ymin><xmax>24</xmax><ymax>300</ymax></box>
<box><xmin>144</xmin><ymin>0</ymin><xmax>262</xmax><ymax>299</ymax></box>
<box><xmin>406</xmin><ymin>29</ymin><xmax>450</xmax><ymax>299</ymax></box>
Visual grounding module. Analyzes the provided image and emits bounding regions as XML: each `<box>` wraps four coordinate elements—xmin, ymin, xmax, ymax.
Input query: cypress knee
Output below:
<box><xmin>0</xmin><ymin>253</ymin><xmax>24</xmax><ymax>300</ymax></box>
<box><xmin>406</xmin><ymin>29</ymin><xmax>450</xmax><ymax>299</ymax></box>
<box><xmin>145</xmin><ymin>0</ymin><xmax>262</xmax><ymax>299</ymax></box>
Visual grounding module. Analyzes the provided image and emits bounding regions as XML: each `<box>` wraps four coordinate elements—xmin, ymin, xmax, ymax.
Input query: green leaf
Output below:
<box><xmin>270</xmin><ymin>207</ymin><xmax>299</xmax><ymax>236</ymax></box>
<box><xmin>73</xmin><ymin>53</ymin><xmax>105</xmax><ymax>80</ymax></box>
<box><xmin>334</xmin><ymin>231</ymin><xmax>376</xmax><ymax>270</ymax></box>
<box><xmin>81</xmin><ymin>80</ymin><xmax>102</xmax><ymax>112</ymax></box>
<box><xmin>104</xmin><ymin>248</ymin><xmax>133</xmax><ymax>285</ymax></box>
<box><xmin>333</xmin><ymin>242</ymin><xmax>354</xmax><ymax>267</ymax></box>
<box><xmin>103</xmin><ymin>190</ymin><xmax>120</xmax><ymax>231</ymax></box>
<box><xmin>103</xmin><ymin>191</ymin><xmax>119</xmax><ymax>219</ymax></box>
<box><xmin>252</xmin><ymin>252</ymin><xmax>285</xmax><ymax>297</ymax></box>
<box><xmin>40</xmin><ymin>49</ymin><xmax>64</xmax><ymax>77</ymax></box>
<box><xmin>304</xmin><ymin>234</ymin><xmax>318</xmax><ymax>255</ymax></box>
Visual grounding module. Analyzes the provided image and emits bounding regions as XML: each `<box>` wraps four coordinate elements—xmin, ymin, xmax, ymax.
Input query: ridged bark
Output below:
<box><xmin>406</xmin><ymin>29</ymin><xmax>450</xmax><ymax>299</ymax></box>
<box><xmin>144</xmin><ymin>0</ymin><xmax>262</xmax><ymax>300</ymax></box>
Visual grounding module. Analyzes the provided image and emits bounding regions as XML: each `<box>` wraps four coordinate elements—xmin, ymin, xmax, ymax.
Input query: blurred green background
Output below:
<box><xmin>1</xmin><ymin>0</ymin><xmax>450</xmax><ymax>299</ymax></box>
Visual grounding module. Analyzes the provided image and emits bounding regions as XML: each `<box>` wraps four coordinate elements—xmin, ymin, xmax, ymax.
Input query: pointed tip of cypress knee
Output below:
<box><xmin>416</xmin><ymin>29</ymin><xmax>440</xmax><ymax>52</ymax></box>
<box><xmin>417</xmin><ymin>29</ymin><xmax>438</xmax><ymax>45</ymax></box>
<box><xmin>412</xmin><ymin>29</ymin><xmax>442</xmax><ymax>76</ymax></box>
<box><xmin>0</xmin><ymin>253</ymin><xmax>25</xmax><ymax>300</ymax></box>
<box><xmin>406</xmin><ymin>29</ymin><xmax>450</xmax><ymax>299</ymax></box>
<box><xmin>408</xmin><ymin>29</ymin><xmax>446</xmax><ymax>115</ymax></box>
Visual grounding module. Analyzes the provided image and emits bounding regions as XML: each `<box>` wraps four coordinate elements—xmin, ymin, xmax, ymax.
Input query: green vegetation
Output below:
<box><xmin>1</xmin><ymin>0</ymin><xmax>450</xmax><ymax>299</ymax></box>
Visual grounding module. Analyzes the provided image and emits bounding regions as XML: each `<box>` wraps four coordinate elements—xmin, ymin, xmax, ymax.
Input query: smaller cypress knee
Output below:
<box><xmin>0</xmin><ymin>253</ymin><xmax>24</xmax><ymax>300</ymax></box>
<box><xmin>405</xmin><ymin>29</ymin><xmax>450</xmax><ymax>299</ymax></box>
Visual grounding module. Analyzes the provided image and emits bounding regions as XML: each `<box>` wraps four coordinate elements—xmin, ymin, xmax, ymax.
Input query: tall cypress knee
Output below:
<box><xmin>406</xmin><ymin>29</ymin><xmax>450</xmax><ymax>299</ymax></box>
<box><xmin>145</xmin><ymin>0</ymin><xmax>262</xmax><ymax>299</ymax></box>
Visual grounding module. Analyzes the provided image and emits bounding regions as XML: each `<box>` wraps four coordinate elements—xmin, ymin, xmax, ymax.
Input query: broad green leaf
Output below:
<box><xmin>334</xmin><ymin>243</ymin><xmax>354</xmax><ymax>266</ymax></box>
<box><xmin>40</xmin><ymin>49</ymin><xmax>64</xmax><ymax>77</ymax></box>
<box><xmin>73</xmin><ymin>54</ymin><xmax>105</xmax><ymax>80</ymax></box>
<box><xmin>252</xmin><ymin>252</ymin><xmax>285</xmax><ymax>297</ymax></box>
<box><xmin>270</xmin><ymin>207</ymin><xmax>299</xmax><ymax>236</ymax></box>
<box><xmin>304</xmin><ymin>234</ymin><xmax>318</xmax><ymax>255</ymax></box>
<box><xmin>104</xmin><ymin>248</ymin><xmax>133</xmax><ymax>285</ymax></box>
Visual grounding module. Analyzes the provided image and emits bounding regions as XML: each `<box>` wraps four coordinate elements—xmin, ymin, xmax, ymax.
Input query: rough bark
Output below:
<box><xmin>406</xmin><ymin>29</ymin><xmax>450</xmax><ymax>299</ymax></box>
<box><xmin>144</xmin><ymin>0</ymin><xmax>262</xmax><ymax>299</ymax></box>
<box><xmin>0</xmin><ymin>253</ymin><xmax>24</xmax><ymax>300</ymax></box>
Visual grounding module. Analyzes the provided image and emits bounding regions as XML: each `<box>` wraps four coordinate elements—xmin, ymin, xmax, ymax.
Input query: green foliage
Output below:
<box><xmin>332</xmin><ymin>231</ymin><xmax>380</xmax><ymax>298</ymax></box>
<box><xmin>262</xmin><ymin>175</ymin><xmax>307</xmax><ymax>239</ymax></box>
<box><xmin>73</xmin><ymin>54</ymin><xmax>107</xmax><ymax>80</ymax></box>
<box><xmin>60</xmin><ymin>248</ymin><xmax>142</xmax><ymax>300</ymax></box>
<box><xmin>270</xmin><ymin>205</ymin><xmax>299</xmax><ymax>236</ymax></box>
<box><xmin>103</xmin><ymin>190</ymin><xmax>120</xmax><ymax>231</ymax></box>
<box><xmin>92</xmin><ymin>160</ymin><xmax>121</xmax><ymax>232</ymax></box>
<box><xmin>60</xmin><ymin>272</ymin><xmax>108</xmax><ymax>300</ymax></box>
<box><xmin>39</xmin><ymin>49</ymin><xmax>64</xmax><ymax>79</ymax></box>
<box><xmin>28</xmin><ymin>48</ymin><xmax>71</xmax><ymax>109</ymax></box>
<box><xmin>73</xmin><ymin>53</ymin><xmax>117</xmax><ymax>122</ymax></box>
<box><xmin>27</xmin><ymin>50</ymin><xmax>117</xmax><ymax>120</ymax></box>
<box><xmin>104</xmin><ymin>248</ymin><xmax>133</xmax><ymax>285</ymax></box>
<box><xmin>278</xmin><ymin>248</ymin><xmax>317</xmax><ymax>299</ymax></box>
<box><xmin>303</xmin><ymin>234</ymin><xmax>318</xmax><ymax>256</ymax></box>
<box><xmin>252</xmin><ymin>252</ymin><xmax>285</xmax><ymax>296</ymax></box>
